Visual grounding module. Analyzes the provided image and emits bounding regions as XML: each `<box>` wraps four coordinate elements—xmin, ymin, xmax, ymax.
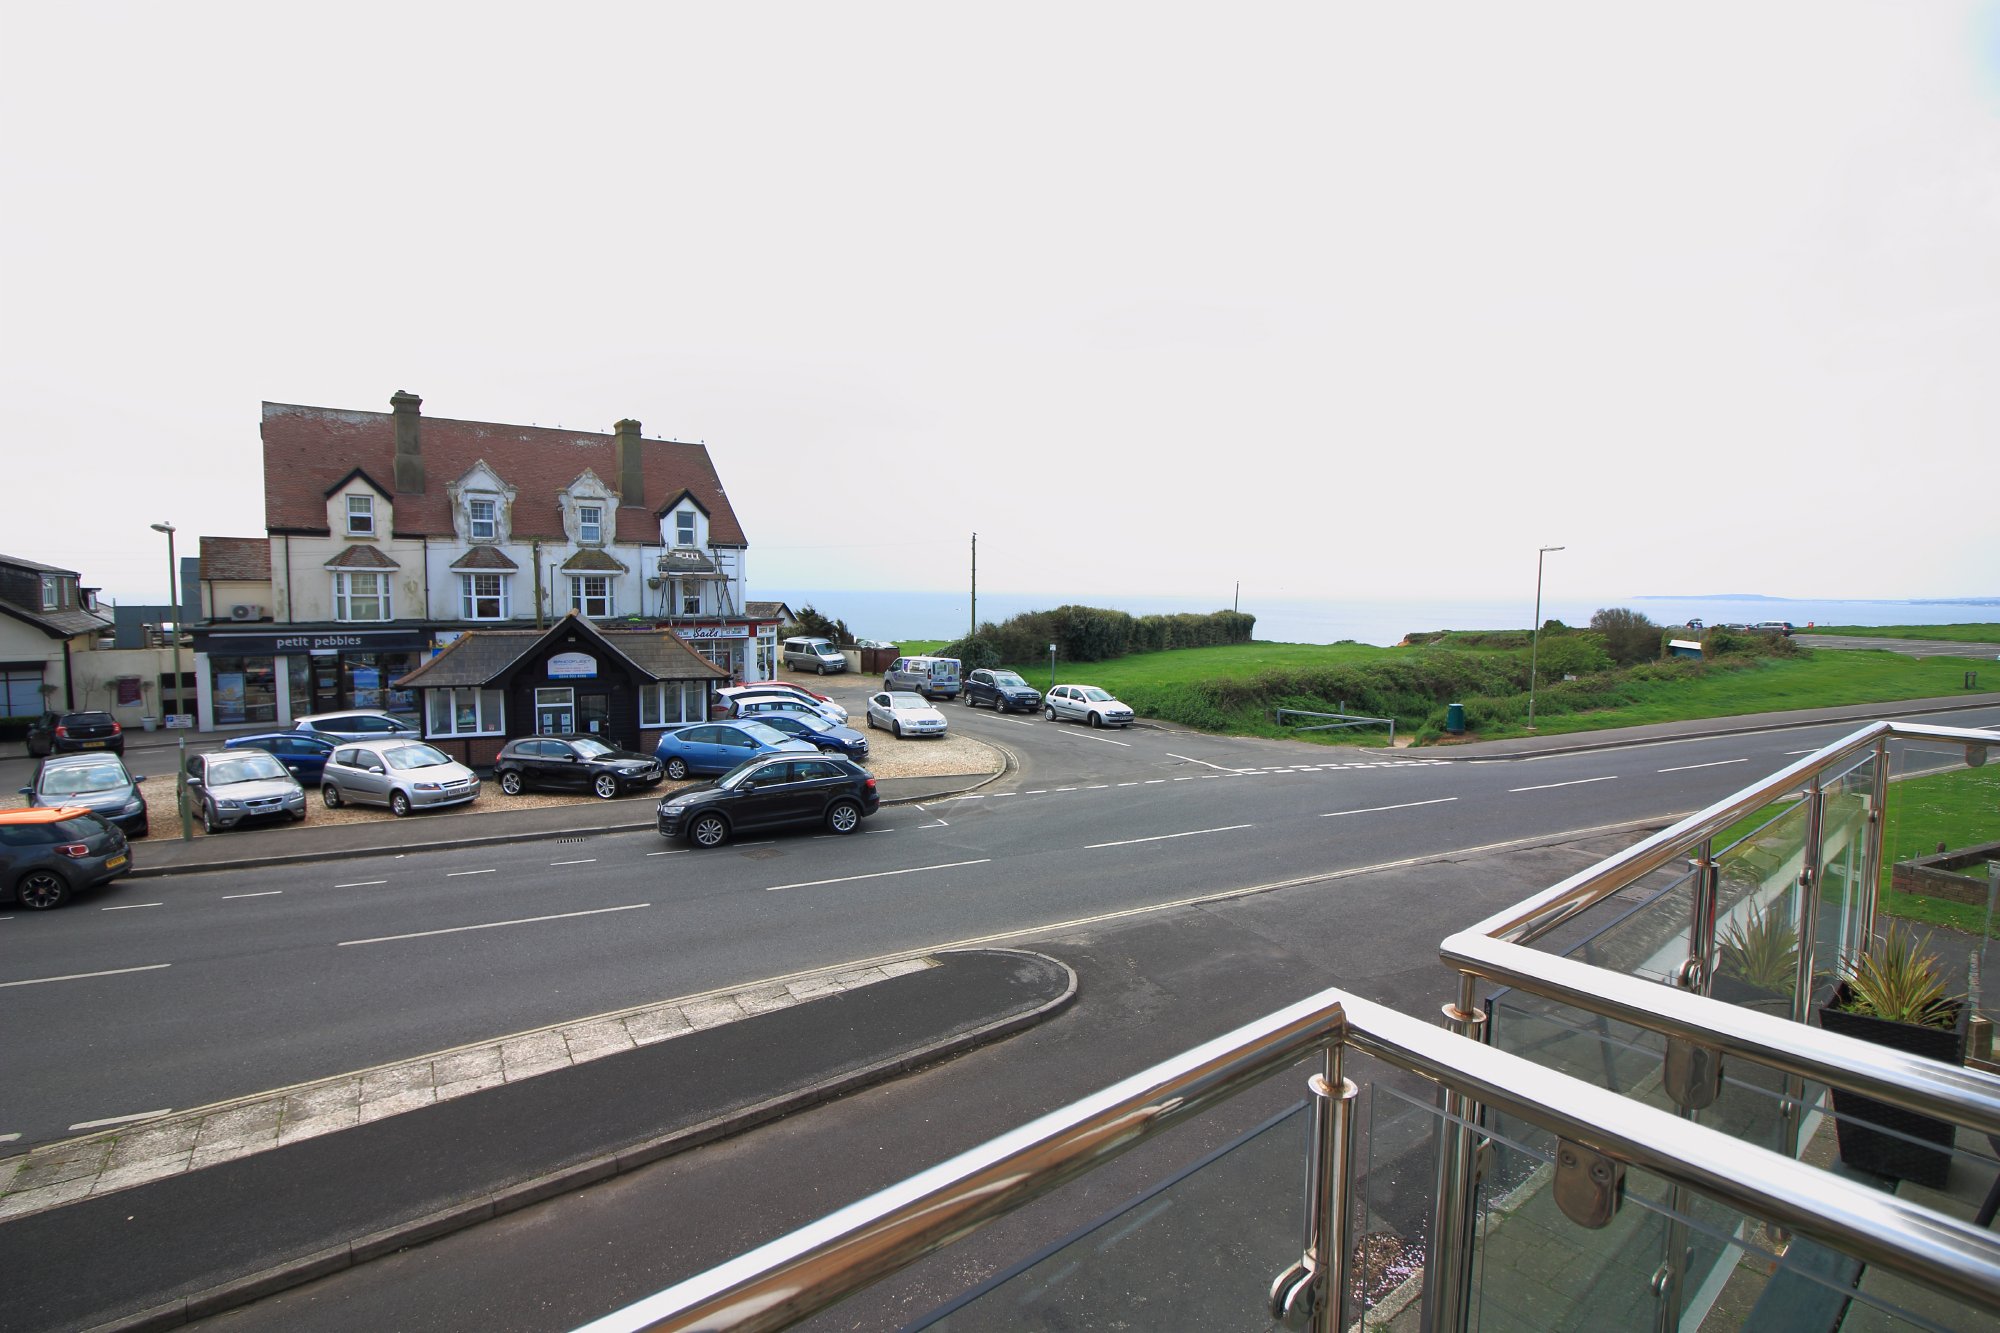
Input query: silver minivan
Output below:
<box><xmin>321</xmin><ymin>740</ymin><xmax>481</xmax><ymax>816</ymax></box>
<box><xmin>882</xmin><ymin>656</ymin><xmax>961</xmax><ymax>700</ymax></box>
<box><xmin>782</xmin><ymin>637</ymin><xmax>848</xmax><ymax>675</ymax></box>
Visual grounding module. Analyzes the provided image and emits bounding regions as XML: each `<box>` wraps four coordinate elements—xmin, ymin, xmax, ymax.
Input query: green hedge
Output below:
<box><xmin>941</xmin><ymin>605</ymin><xmax>1256</xmax><ymax>669</ymax></box>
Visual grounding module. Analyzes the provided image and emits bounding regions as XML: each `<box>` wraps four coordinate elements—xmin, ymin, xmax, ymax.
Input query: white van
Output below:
<box><xmin>882</xmin><ymin>656</ymin><xmax>962</xmax><ymax>700</ymax></box>
<box><xmin>782</xmin><ymin>636</ymin><xmax>848</xmax><ymax>675</ymax></box>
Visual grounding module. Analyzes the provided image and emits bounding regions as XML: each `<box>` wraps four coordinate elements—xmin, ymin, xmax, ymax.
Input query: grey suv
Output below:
<box><xmin>962</xmin><ymin>668</ymin><xmax>1043</xmax><ymax>714</ymax></box>
<box><xmin>321</xmin><ymin>740</ymin><xmax>480</xmax><ymax>816</ymax></box>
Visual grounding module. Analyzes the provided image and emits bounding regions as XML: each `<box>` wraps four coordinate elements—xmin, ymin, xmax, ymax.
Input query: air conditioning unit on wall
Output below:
<box><xmin>229</xmin><ymin>604</ymin><xmax>263</xmax><ymax>621</ymax></box>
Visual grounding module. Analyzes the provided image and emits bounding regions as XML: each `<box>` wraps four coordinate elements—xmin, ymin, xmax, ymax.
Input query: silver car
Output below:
<box><xmin>1044</xmin><ymin>684</ymin><xmax>1135</xmax><ymax>728</ymax></box>
<box><xmin>292</xmin><ymin>710</ymin><xmax>423</xmax><ymax>743</ymax></box>
<box><xmin>865</xmin><ymin>691</ymin><xmax>949</xmax><ymax>739</ymax></box>
<box><xmin>184</xmin><ymin>749</ymin><xmax>307</xmax><ymax>833</ymax></box>
<box><xmin>321</xmin><ymin>740</ymin><xmax>481</xmax><ymax>816</ymax></box>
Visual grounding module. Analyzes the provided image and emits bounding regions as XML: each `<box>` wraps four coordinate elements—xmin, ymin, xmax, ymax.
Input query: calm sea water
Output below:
<box><xmin>767</xmin><ymin>588</ymin><xmax>1998</xmax><ymax>649</ymax></box>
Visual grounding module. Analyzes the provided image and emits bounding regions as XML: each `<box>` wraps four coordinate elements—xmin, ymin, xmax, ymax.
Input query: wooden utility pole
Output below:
<box><xmin>970</xmin><ymin>532</ymin><xmax>977</xmax><ymax>641</ymax></box>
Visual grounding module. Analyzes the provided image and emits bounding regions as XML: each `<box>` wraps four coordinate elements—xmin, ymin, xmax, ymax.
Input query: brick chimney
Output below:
<box><xmin>613</xmin><ymin>418</ymin><xmax>644</xmax><ymax>508</ymax></box>
<box><xmin>391</xmin><ymin>390</ymin><xmax>424</xmax><ymax>494</ymax></box>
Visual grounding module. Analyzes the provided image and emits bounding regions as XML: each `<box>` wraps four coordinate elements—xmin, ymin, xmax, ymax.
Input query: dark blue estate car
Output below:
<box><xmin>749</xmin><ymin>712</ymin><xmax>871</xmax><ymax>760</ymax></box>
<box><xmin>223</xmin><ymin>731</ymin><xmax>339</xmax><ymax>785</ymax></box>
<box><xmin>652</xmin><ymin>720</ymin><xmax>816</xmax><ymax>781</ymax></box>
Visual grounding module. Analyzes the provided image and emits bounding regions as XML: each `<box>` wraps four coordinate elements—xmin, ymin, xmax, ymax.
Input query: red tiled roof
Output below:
<box><xmin>261</xmin><ymin>399</ymin><xmax>748</xmax><ymax>546</ymax></box>
<box><xmin>198</xmin><ymin>536</ymin><xmax>271</xmax><ymax>582</ymax></box>
<box><xmin>324</xmin><ymin>544</ymin><xmax>400</xmax><ymax>569</ymax></box>
<box><xmin>448</xmin><ymin>546</ymin><xmax>519</xmax><ymax>571</ymax></box>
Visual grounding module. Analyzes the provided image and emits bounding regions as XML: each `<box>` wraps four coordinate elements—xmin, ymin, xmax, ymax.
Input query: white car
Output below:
<box><xmin>717</xmin><ymin>686</ymin><xmax>848</xmax><ymax>724</ymax></box>
<box><xmin>866</xmin><ymin>691</ymin><xmax>948</xmax><ymax>739</ymax></box>
<box><xmin>1045</xmin><ymin>684</ymin><xmax>1135</xmax><ymax>728</ymax></box>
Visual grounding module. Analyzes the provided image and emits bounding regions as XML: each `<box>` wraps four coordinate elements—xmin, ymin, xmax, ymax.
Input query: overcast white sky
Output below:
<box><xmin>4</xmin><ymin>2</ymin><xmax>1997</xmax><ymax>611</ymax></box>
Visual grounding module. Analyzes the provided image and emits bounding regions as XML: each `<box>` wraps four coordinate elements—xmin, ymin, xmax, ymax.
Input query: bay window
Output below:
<box><xmin>460</xmin><ymin>572</ymin><xmax>509</xmax><ymax>620</ymax></box>
<box><xmin>572</xmin><ymin>575</ymin><xmax>613</xmax><ymax>618</ymax></box>
<box><xmin>333</xmin><ymin>571</ymin><xmax>391</xmax><ymax>622</ymax></box>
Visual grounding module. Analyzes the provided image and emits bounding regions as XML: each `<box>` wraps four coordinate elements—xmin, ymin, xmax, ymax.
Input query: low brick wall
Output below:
<box><xmin>1891</xmin><ymin>839</ymin><xmax>2000</xmax><ymax>907</ymax></box>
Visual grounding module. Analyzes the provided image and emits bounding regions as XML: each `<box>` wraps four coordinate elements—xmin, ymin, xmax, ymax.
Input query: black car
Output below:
<box><xmin>495</xmin><ymin>735</ymin><xmax>664</xmax><ymax>799</ymax></box>
<box><xmin>0</xmin><ymin>807</ymin><xmax>132</xmax><ymax>909</ymax></box>
<box><xmin>656</xmin><ymin>754</ymin><xmax>879</xmax><ymax>848</ymax></box>
<box><xmin>962</xmin><ymin>668</ymin><xmax>1043</xmax><ymax>714</ymax></box>
<box><xmin>26</xmin><ymin>710</ymin><xmax>125</xmax><ymax>757</ymax></box>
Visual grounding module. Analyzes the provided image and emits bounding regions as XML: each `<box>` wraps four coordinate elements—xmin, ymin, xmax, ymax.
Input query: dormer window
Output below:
<box><xmin>469</xmin><ymin>497</ymin><xmax>497</xmax><ymax>541</ymax></box>
<box><xmin>579</xmin><ymin>504</ymin><xmax>603</xmax><ymax>545</ymax></box>
<box><xmin>675</xmin><ymin>509</ymin><xmax>696</xmax><ymax>547</ymax></box>
<box><xmin>40</xmin><ymin>576</ymin><xmax>59</xmax><ymax>611</ymax></box>
<box><xmin>347</xmin><ymin>495</ymin><xmax>375</xmax><ymax>536</ymax></box>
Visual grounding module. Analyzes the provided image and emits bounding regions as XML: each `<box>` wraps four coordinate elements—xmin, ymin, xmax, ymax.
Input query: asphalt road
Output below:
<box><xmin>1797</xmin><ymin>634</ymin><xmax>2000</xmax><ymax>660</ymax></box>
<box><xmin>5</xmin><ymin>699</ymin><xmax>1997</xmax><ymax>1152</ymax></box>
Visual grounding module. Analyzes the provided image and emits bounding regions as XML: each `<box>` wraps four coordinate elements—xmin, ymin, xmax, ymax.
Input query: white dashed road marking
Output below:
<box><xmin>550</xmin><ymin>858</ymin><xmax>598</xmax><ymax>866</ymax></box>
<box><xmin>1</xmin><ymin>963</ymin><xmax>172</xmax><ymax>989</ymax></box>
<box><xmin>1322</xmin><ymin>797</ymin><xmax>1460</xmax><ymax>818</ymax></box>
<box><xmin>764</xmin><ymin>859</ymin><xmax>992</xmax><ymax>892</ymax></box>
<box><xmin>335</xmin><ymin>879</ymin><xmax>388</xmax><ymax>888</ymax></box>
<box><xmin>1509</xmin><ymin>776</ymin><xmax>1618</xmax><ymax>793</ymax></box>
<box><xmin>446</xmin><ymin>868</ymin><xmax>497</xmax><ymax>877</ymax></box>
<box><xmin>102</xmin><ymin>903</ymin><xmax>163</xmax><ymax>911</ymax></box>
<box><xmin>1087</xmin><ymin>824</ymin><xmax>1253</xmax><ymax>850</ymax></box>
<box><xmin>339</xmin><ymin>903</ymin><xmax>650</xmax><ymax>946</ymax></box>
<box><xmin>223</xmin><ymin>891</ymin><xmax>283</xmax><ymax>899</ymax></box>
<box><xmin>1657</xmin><ymin>759</ymin><xmax>1750</xmax><ymax>774</ymax></box>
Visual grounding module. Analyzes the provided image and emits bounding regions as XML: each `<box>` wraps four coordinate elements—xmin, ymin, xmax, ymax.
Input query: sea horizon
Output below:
<box><xmin>761</xmin><ymin>589</ymin><xmax>1997</xmax><ymax>649</ymax></box>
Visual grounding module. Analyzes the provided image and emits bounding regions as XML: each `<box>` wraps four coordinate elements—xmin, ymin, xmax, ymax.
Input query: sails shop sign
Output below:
<box><xmin>675</xmin><ymin>625</ymin><xmax>750</xmax><ymax>640</ymax></box>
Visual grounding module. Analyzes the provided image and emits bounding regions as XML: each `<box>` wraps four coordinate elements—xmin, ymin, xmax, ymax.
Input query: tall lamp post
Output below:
<box><xmin>152</xmin><ymin>522</ymin><xmax>193</xmax><ymax>840</ymax></box>
<box><xmin>1527</xmin><ymin>544</ymin><xmax>1565</xmax><ymax>730</ymax></box>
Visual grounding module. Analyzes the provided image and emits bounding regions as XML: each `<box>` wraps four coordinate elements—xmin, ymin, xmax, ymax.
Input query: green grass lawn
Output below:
<box><xmin>1797</xmin><ymin>623</ymin><xmax>2000</xmax><ymax>643</ymax></box>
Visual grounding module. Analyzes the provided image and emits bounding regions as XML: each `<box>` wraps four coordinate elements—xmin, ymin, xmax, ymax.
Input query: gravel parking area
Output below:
<box><xmin>3</xmin><ymin>721</ymin><xmax>1003</xmax><ymax>839</ymax></box>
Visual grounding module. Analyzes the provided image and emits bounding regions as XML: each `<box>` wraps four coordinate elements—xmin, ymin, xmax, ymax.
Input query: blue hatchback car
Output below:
<box><xmin>653</xmin><ymin>720</ymin><xmax>816</xmax><ymax>780</ymax></box>
<box><xmin>222</xmin><ymin>731</ymin><xmax>339</xmax><ymax>785</ymax></box>
<box><xmin>749</xmin><ymin>712</ymin><xmax>871</xmax><ymax>760</ymax></box>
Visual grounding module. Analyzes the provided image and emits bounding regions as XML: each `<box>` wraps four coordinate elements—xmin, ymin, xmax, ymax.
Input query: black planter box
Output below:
<box><xmin>1817</xmin><ymin>987</ymin><xmax>1968</xmax><ymax>1188</ymax></box>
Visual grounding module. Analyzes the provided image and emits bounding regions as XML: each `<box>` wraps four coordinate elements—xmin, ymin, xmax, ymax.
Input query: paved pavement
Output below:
<box><xmin>1797</xmin><ymin>634</ymin><xmax>2000</xmax><ymax>661</ymax></box>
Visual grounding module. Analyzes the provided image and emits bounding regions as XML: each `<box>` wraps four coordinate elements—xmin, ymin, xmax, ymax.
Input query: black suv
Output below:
<box><xmin>962</xmin><ymin>668</ymin><xmax>1043</xmax><ymax>714</ymax></box>
<box><xmin>26</xmin><ymin>710</ymin><xmax>125</xmax><ymax>757</ymax></box>
<box><xmin>0</xmin><ymin>807</ymin><xmax>132</xmax><ymax>909</ymax></box>
<box><xmin>494</xmin><ymin>735</ymin><xmax>664</xmax><ymax>799</ymax></box>
<box><xmin>656</xmin><ymin>754</ymin><xmax>878</xmax><ymax>848</ymax></box>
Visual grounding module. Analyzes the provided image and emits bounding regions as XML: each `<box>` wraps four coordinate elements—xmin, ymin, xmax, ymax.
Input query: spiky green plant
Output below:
<box><xmin>1836</xmin><ymin>922</ymin><xmax>1960</xmax><ymax>1029</ymax></box>
<box><xmin>1716</xmin><ymin>902</ymin><xmax>1798</xmax><ymax>994</ymax></box>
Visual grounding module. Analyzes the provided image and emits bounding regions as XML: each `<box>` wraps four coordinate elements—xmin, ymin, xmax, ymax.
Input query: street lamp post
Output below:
<box><xmin>151</xmin><ymin>522</ymin><xmax>193</xmax><ymax>840</ymax></box>
<box><xmin>1048</xmin><ymin>642</ymin><xmax>1057</xmax><ymax>694</ymax></box>
<box><xmin>1527</xmin><ymin>545</ymin><xmax>1565</xmax><ymax>730</ymax></box>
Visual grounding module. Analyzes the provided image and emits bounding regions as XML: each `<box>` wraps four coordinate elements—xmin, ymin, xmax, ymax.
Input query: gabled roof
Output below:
<box><xmin>393</xmin><ymin>612</ymin><xmax>727</xmax><ymax>689</ymax></box>
<box><xmin>263</xmin><ymin>400</ymin><xmax>748</xmax><ymax>546</ymax></box>
<box><xmin>199</xmin><ymin>536</ymin><xmax>272</xmax><ymax>582</ymax></box>
<box><xmin>745</xmin><ymin>601</ymin><xmax>795</xmax><ymax>623</ymax></box>
<box><xmin>324</xmin><ymin>545</ymin><xmax>400</xmax><ymax>570</ymax></box>
<box><xmin>449</xmin><ymin>546</ymin><xmax>519</xmax><ymax>571</ymax></box>
<box><xmin>559</xmin><ymin>549</ymin><xmax>628</xmax><ymax>573</ymax></box>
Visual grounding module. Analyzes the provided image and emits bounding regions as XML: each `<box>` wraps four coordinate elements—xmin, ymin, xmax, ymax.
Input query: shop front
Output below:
<box><xmin>190</xmin><ymin>626</ymin><xmax>432</xmax><ymax>731</ymax></box>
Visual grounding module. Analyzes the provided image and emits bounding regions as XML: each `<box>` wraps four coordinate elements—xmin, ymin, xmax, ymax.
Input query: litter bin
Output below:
<box><xmin>1446</xmin><ymin>702</ymin><xmax>1466</xmax><ymax>735</ymax></box>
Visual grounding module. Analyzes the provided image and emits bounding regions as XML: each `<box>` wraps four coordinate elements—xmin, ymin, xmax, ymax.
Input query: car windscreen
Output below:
<box><xmin>39</xmin><ymin>765</ymin><xmax>129</xmax><ymax>795</ymax></box>
<box><xmin>209</xmin><ymin>754</ymin><xmax>289</xmax><ymax>785</ymax></box>
<box><xmin>571</xmin><ymin>738</ymin><xmax>615</xmax><ymax>758</ymax></box>
<box><xmin>382</xmin><ymin>744</ymin><xmax>453</xmax><ymax>771</ymax></box>
<box><xmin>991</xmin><ymin>672</ymin><xmax>1028</xmax><ymax>688</ymax></box>
<box><xmin>735</xmin><ymin>720</ymin><xmax>792</xmax><ymax>746</ymax></box>
<box><xmin>1080</xmin><ymin>687</ymin><xmax>1114</xmax><ymax>701</ymax></box>
<box><xmin>888</xmin><ymin>693</ymin><xmax>927</xmax><ymax>708</ymax></box>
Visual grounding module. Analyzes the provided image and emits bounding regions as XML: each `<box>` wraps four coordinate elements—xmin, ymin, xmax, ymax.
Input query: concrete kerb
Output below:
<box><xmin>84</xmin><ymin>948</ymin><xmax>1079</xmax><ymax>1333</ymax></box>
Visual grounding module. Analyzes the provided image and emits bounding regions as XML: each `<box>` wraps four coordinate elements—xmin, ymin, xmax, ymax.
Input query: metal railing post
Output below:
<box><xmin>1777</xmin><ymin>779</ymin><xmax>1827</xmax><ymax>1162</ymax></box>
<box><xmin>1423</xmin><ymin>971</ymin><xmax>1486</xmax><ymax>1333</ymax></box>
<box><xmin>1271</xmin><ymin>1042</ymin><xmax>1361</xmax><ymax>1330</ymax></box>
<box><xmin>1859</xmin><ymin>737</ymin><xmax>1889</xmax><ymax>950</ymax></box>
<box><xmin>1683</xmin><ymin>842</ymin><xmax>1719</xmax><ymax>996</ymax></box>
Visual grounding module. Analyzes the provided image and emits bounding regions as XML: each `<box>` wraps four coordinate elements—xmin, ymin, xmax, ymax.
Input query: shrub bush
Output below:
<box><xmin>1590</xmin><ymin>608</ymin><xmax>1663</xmax><ymax>666</ymax></box>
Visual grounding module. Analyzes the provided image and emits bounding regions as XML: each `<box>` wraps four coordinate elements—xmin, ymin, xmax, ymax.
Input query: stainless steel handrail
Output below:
<box><xmin>574</xmin><ymin>991</ymin><xmax>1351</xmax><ymax>1333</ymax></box>
<box><xmin>1441</xmin><ymin>720</ymin><xmax>2000</xmax><ymax>1133</ymax></box>
<box><xmin>578</xmin><ymin>986</ymin><xmax>2000</xmax><ymax>1332</ymax></box>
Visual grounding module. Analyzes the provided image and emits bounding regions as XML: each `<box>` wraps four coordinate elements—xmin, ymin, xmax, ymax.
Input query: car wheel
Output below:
<box><xmin>1088</xmin><ymin>711</ymin><xmax>1102</xmax><ymax>728</ymax></box>
<box><xmin>15</xmin><ymin>870</ymin><xmax>70</xmax><ymax>910</ymax></box>
<box><xmin>817</xmin><ymin>664</ymin><xmax>828</xmax><ymax>675</ymax></box>
<box><xmin>665</xmin><ymin>757</ymin><xmax>690</xmax><ymax>780</ymax></box>
<box><xmin>499</xmin><ymin>770</ymin><xmax>524</xmax><ymax>796</ymax></box>
<box><xmin>322</xmin><ymin>784</ymin><xmax>342</xmax><ymax>808</ymax></box>
<box><xmin>201</xmin><ymin>801</ymin><xmax>218</xmax><ymax>835</ymax></box>
<box><xmin>1045</xmin><ymin>706</ymin><xmax>1058</xmax><ymax>722</ymax></box>
<box><xmin>390</xmin><ymin>790</ymin><xmax>412</xmax><ymax>818</ymax></box>
<box><xmin>690</xmin><ymin>813</ymin><xmax>729</xmax><ymax>848</ymax></box>
<box><xmin>593</xmin><ymin>773</ymin><xmax>619</xmax><ymax>800</ymax></box>
<box><xmin>290</xmin><ymin>809</ymin><xmax>306</xmax><ymax>823</ymax></box>
<box><xmin>893</xmin><ymin>721</ymin><xmax>903</xmax><ymax>739</ymax></box>
<box><xmin>826</xmin><ymin>800</ymin><xmax>862</xmax><ymax>834</ymax></box>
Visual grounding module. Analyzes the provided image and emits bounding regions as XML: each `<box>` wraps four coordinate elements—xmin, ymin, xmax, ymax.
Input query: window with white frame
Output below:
<box><xmin>40</xmin><ymin>576</ymin><xmax>58</xmax><ymax>610</ymax></box>
<box><xmin>333</xmin><ymin>571</ymin><xmax>391</xmax><ymax>622</ymax></box>
<box><xmin>459</xmin><ymin>573</ymin><xmax>509</xmax><ymax>620</ymax></box>
<box><xmin>469</xmin><ymin>497</ymin><xmax>497</xmax><ymax>541</ymax></box>
<box><xmin>571</xmin><ymin>575</ymin><xmax>613</xmax><ymax>618</ymax></box>
<box><xmin>681</xmin><ymin>586</ymin><xmax>702</xmax><ymax>615</ymax></box>
<box><xmin>578</xmin><ymin>504</ymin><xmax>602</xmax><ymax>544</ymax></box>
<box><xmin>426</xmin><ymin>687</ymin><xmax>505</xmax><ymax>736</ymax></box>
<box><xmin>675</xmin><ymin>509</ymin><xmax>696</xmax><ymax>546</ymax></box>
<box><xmin>641</xmin><ymin>681</ymin><xmax>710</xmax><ymax>727</ymax></box>
<box><xmin>347</xmin><ymin>495</ymin><xmax>375</xmax><ymax>536</ymax></box>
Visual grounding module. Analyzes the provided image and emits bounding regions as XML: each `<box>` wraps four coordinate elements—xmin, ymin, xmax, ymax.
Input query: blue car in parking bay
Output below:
<box><xmin>652</xmin><ymin>719</ymin><xmax>817</xmax><ymax>780</ymax></box>
<box><xmin>748</xmin><ymin>711</ymin><xmax>871</xmax><ymax>760</ymax></box>
<box><xmin>223</xmin><ymin>731</ymin><xmax>339</xmax><ymax>785</ymax></box>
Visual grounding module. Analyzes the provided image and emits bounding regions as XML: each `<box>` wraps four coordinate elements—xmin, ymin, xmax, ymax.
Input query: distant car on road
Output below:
<box><xmin>291</xmin><ymin>710</ymin><xmax>422</xmax><ymax>744</ymax></box>
<box><xmin>656</xmin><ymin>753</ymin><xmax>879</xmax><ymax>848</ymax></box>
<box><xmin>224</xmin><ymin>731</ymin><xmax>338</xmax><ymax>785</ymax></box>
<box><xmin>1749</xmin><ymin>621</ymin><xmax>1795</xmax><ymax>636</ymax></box>
<box><xmin>963</xmin><ymin>668</ymin><xmax>1043</xmax><ymax>714</ymax></box>
<box><xmin>652</xmin><ymin>720</ymin><xmax>817</xmax><ymax>780</ymax></box>
<box><xmin>0</xmin><ymin>806</ymin><xmax>131</xmax><ymax>910</ymax></box>
<box><xmin>750</xmin><ymin>711</ymin><xmax>871</xmax><ymax>760</ymax></box>
<box><xmin>183</xmin><ymin>748</ymin><xmax>307</xmax><ymax>833</ymax></box>
<box><xmin>26</xmin><ymin>710</ymin><xmax>124</xmax><ymax>757</ymax></box>
<box><xmin>493</xmin><ymin>735</ymin><xmax>662</xmax><ymax>798</ymax></box>
<box><xmin>1045</xmin><ymin>684</ymin><xmax>1135</xmax><ymax>729</ymax></box>
<box><xmin>866</xmin><ymin>691</ymin><xmax>948</xmax><ymax>739</ymax></box>
<box><xmin>1683</xmin><ymin>619</ymin><xmax>1705</xmax><ymax>631</ymax></box>
<box><xmin>22</xmin><ymin>753</ymin><xmax>149</xmax><ymax>837</ymax></box>
<box><xmin>320</xmin><ymin>740</ymin><xmax>480</xmax><ymax>816</ymax></box>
